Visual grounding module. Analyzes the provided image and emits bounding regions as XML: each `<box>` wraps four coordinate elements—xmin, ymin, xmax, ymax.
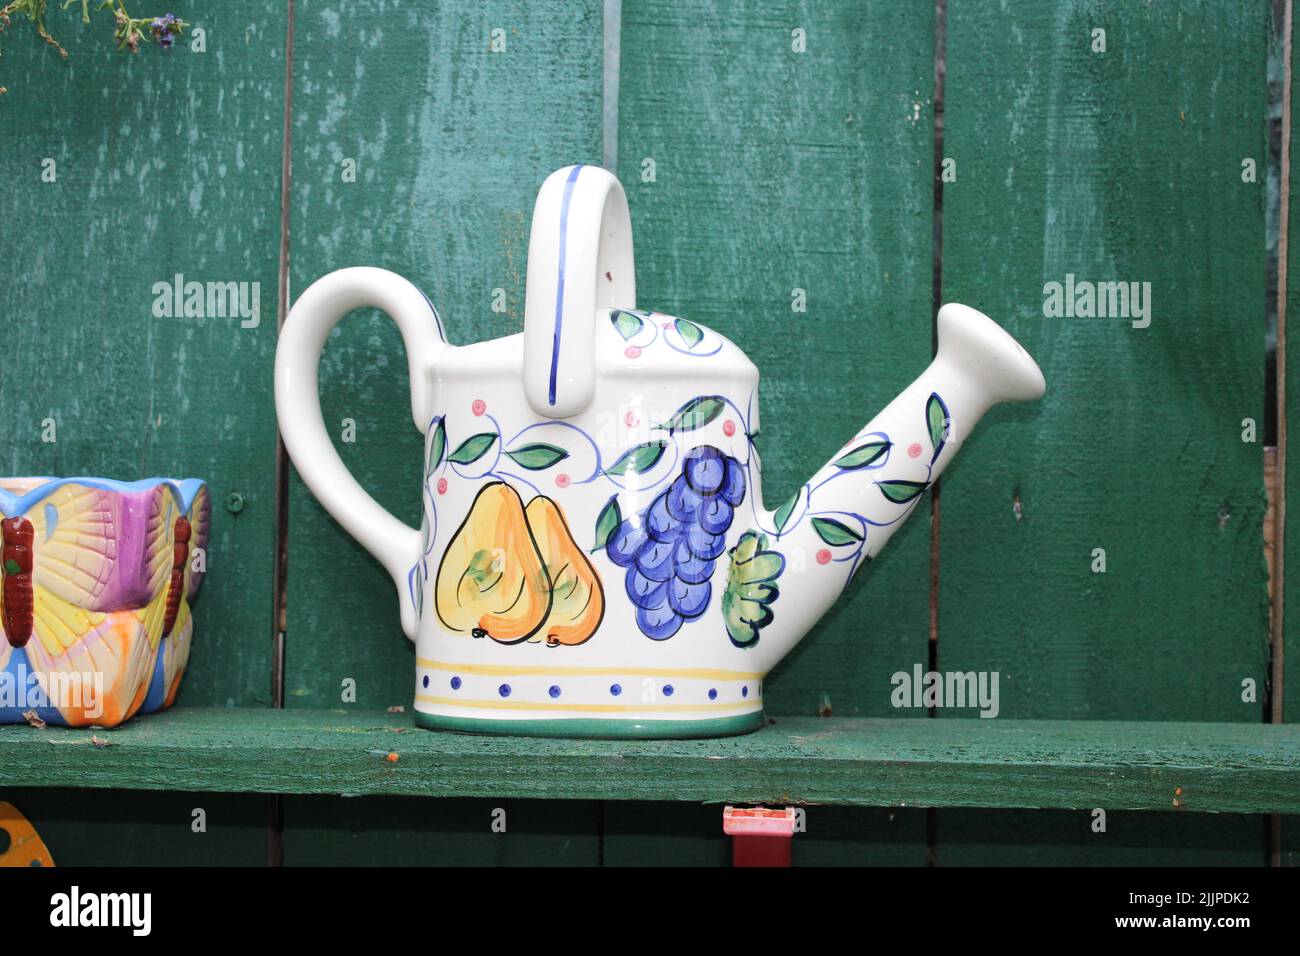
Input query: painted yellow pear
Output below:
<box><xmin>435</xmin><ymin>482</ymin><xmax>551</xmax><ymax>643</ymax></box>
<box><xmin>525</xmin><ymin>496</ymin><xmax>604</xmax><ymax>647</ymax></box>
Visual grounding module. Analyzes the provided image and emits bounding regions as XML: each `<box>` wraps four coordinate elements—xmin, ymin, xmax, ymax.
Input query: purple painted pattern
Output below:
<box><xmin>606</xmin><ymin>446</ymin><xmax>745</xmax><ymax>640</ymax></box>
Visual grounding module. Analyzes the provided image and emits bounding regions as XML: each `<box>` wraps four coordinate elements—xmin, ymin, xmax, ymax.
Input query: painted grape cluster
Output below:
<box><xmin>605</xmin><ymin>446</ymin><xmax>745</xmax><ymax>640</ymax></box>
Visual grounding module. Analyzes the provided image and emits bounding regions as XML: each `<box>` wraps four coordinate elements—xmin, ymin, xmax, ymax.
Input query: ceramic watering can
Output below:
<box><xmin>275</xmin><ymin>165</ymin><xmax>1045</xmax><ymax>738</ymax></box>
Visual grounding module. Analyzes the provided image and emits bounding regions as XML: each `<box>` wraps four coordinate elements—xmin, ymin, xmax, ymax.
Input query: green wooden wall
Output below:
<box><xmin>1285</xmin><ymin>0</ymin><xmax>1300</xmax><ymax>868</ymax></box>
<box><xmin>0</xmin><ymin>0</ymin><xmax>1289</xmax><ymax>866</ymax></box>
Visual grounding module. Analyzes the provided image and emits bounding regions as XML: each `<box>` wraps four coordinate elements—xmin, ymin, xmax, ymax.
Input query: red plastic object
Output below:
<box><xmin>722</xmin><ymin>806</ymin><xmax>797</xmax><ymax>867</ymax></box>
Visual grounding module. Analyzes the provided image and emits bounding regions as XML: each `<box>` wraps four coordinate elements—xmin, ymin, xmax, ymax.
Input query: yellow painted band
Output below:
<box><xmin>416</xmin><ymin>694</ymin><xmax>761</xmax><ymax>714</ymax></box>
<box><xmin>416</xmin><ymin>658</ymin><xmax>763</xmax><ymax>682</ymax></box>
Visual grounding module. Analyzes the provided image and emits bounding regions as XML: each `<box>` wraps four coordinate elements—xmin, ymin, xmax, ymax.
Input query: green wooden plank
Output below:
<box><xmin>601</xmin><ymin>803</ymin><xmax>927</xmax><ymax>866</ymax></box>
<box><xmin>0</xmin><ymin>1</ymin><xmax>285</xmax><ymax>869</ymax></box>
<box><xmin>600</xmin><ymin>803</ymin><xmax>732</xmax><ymax>866</ymax></box>
<box><xmin>792</xmin><ymin>807</ymin><xmax>928</xmax><ymax>866</ymax></box>
<box><xmin>283</xmin><ymin>0</ymin><xmax>605</xmax><ymax>710</ymax></box>
<box><xmin>282</xmin><ymin>796</ymin><xmax>599</xmax><ymax>865</ymax></box>
<box><xmin>615</xmin><ymin>0</ymin><xmax>936</xmax><ymax>720</ymax></box>
<box><xmin>935</xmin><ymin>809</ymin><xmax>1263</xmax><ymax>867</ymax></box>
<box><xmin>1285</xmin><ymin>0</ymin><xmax>1299</xmax><ymax>869</ymax></box>
<box><xmin>3</xmin><ymin>788</ymin><xmax>267</xmax><ymax>866</ymax></box>
<box><xmin>2</xmin><ymin>708</ymin><xmax>1298</xmax><ymax>813</ymax></box>
<box><xmin>940</xmin><ymin>0</ymin><xmax>1269</xmax><ymax>719</ymax></box>
<box><xmin>610</xmin><ymin>2</ymin><xmax>935</xmax><ymax>865</ymax></box>
<box><xmin>0</xmin><ymin>0</ymin><xmax>284</xmax><ymax>709</ymax></box>
<box><xmin>280</xmin><ymin>0</ymin><xmax>606</xmax><ymax>865</ymax></box>
<box><xmin>940</xmin><ymin>0</ymin><xmax>1271</xmax><ymax>865</ymax></box>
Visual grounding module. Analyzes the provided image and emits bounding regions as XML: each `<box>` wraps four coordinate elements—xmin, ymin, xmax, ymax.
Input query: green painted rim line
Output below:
<box><xmin>413</xmin><ymin>709</ymin><xmax>766</xmax><ymax>740</ymax></box>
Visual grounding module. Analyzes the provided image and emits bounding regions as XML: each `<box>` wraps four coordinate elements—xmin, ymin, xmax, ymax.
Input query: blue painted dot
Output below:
<box><xmin>549</xmin><ymin>685</ymin><xmax>561</xmax><ymax>699</ymax></box>
<box><xmin>742</xmin><ymin>685</ymin><xmax>749</xmax><ymax>698</ymax></box>
<box><xmin>610</xmin><ymin>683</ymin><xmax>622</xmax><ymax>697</ymax></box>
<box><xmin>663</xmin><ymin>684</ymin><xmax>674</xmax><ymax>697</ymax></box>
<box><xmin>450</xmin><ymin>676</ymin><xmax>462</xmax><ymax>690</ymax></box>
<box><xmin>498</xmin><ymin>683</ymin><xmax>511</xmax><ymax>698</ymax></box>
<box><xmin>422</xmin><ymin>675</ymin><xmax>430</xmax><ymax>689</ymax></box>
<box><xmin>708</xmin><ymin>688</ymin><xmax>718</xmax><ymax>700</ymax></box>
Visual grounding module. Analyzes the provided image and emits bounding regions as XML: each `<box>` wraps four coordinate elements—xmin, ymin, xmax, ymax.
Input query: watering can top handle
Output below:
<box><xmin>522</xmin><ymin>165</ymin><xmax>636</xmax><ymax>419</ymax></box>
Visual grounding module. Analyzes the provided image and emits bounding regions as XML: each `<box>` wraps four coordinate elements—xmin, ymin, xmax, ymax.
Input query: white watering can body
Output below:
<box><xmin>275</xmin><ymin>165</ymin><xmax>1045</xmax><ymax>738</ymax></box>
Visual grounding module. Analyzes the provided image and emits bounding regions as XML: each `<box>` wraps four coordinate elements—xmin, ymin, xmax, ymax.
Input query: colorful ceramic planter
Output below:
<box><xmin>0</xmin><ymin>477</ymin><xmax>209</xmax><ymax>728</ymax></box>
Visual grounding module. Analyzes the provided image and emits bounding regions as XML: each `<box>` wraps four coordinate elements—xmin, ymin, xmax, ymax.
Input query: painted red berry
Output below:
<box><xmin>908</xmin><ymin>442</ymin><xmax>923</xmax><ymax>458</ymax></box>
<box><xmin>625</xmin><ymin>346</ymin><xmax>641</xmax><ymax>359</ymax></box>
<box><xmin>625</xmin><ymin>410</ymin><xmax>639</xmax><ymax>427</ymax></box>
<box><xmin>723</xmin><ymin>420</ymin><xmax>736</xmax><ymax>437</ymax></box>
<box><xmin>471</xmin><ymin>399</ymin><xmax>486</xmax><ymax>416</ymax></box>
<box><xmin>816</xmin><ymin>549</ymin><xmax>832</xmax><ymax>565</ymax></box>
<box><xmin>436</xmin><ymin>478</ymin><xmax>448</xmax><ymax>495</ymax></box>
<box><xmin>556</xmin><ymin>473</ymin><xmax>571</xmax><ymax>488</ymax></box>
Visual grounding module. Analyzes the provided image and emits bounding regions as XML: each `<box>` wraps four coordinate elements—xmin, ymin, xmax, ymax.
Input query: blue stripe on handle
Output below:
<box><xmin>548</xmin><ymin>164</ymin><xmax>585</xmax><ymax>407</ymax></box>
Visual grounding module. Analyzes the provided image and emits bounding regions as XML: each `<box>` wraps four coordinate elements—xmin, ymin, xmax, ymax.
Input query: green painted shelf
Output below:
<box><xmin>1</xmin><ymin>709</ymin><xmax>1296</xmax><ymax>813</ymax></box>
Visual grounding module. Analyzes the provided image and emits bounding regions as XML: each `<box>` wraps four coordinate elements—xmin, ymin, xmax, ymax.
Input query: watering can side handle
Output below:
<box><xmin>523</xmin><ymin>164</ymin><xmax>636</xmax><ymax>419</ymax></box>
<box><xmin>274</xmin><ymin>266</ymin><xmax>448</xmax><ymax>640</ymax></box>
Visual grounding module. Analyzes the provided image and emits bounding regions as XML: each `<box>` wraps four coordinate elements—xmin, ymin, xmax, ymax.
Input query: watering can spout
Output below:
<box><xmin>748</xmin><ymin>304</ymin><xmax>1044</xmax><ymax>672</ymax></box>
<box><xmin>933</xmin><ymin>302</ymin><xmax>1046</xmax><ymax>408</ymax></box>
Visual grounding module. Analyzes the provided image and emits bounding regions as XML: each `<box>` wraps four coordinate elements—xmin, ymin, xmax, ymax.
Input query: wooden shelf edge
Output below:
<box><xmin>1</xmin><ymin>708</ymin><xmax>1297</xmax><ymax>813</ymax></box>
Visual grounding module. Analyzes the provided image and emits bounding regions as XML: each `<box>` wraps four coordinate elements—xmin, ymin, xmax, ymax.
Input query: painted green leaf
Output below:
<box><xmin>833</xmin><ymin>439</ymin><xmax>891</xmax><ymax>470</ymax></box>
<box><xmin>3</xmin><ymin>558</ymin><xmax>20</xmax><ymax>576</ymax></box>
<box><xmin>611</xmin><ymin>309</ymin><xmax>644</xmax><ymax>341</ymax></box>
<box><xmin>466</xmin><ymin>547</ymin><xmax>503</xmax><ymax>587</ymax></box>
<box><xmin>674</xmin><ymin>317</ymin><xmax>704</xmax><ymax>350</ymax></box>
<box><xmin>927</xmin><ymin>392</ymin><xmax>950</xmax><ymax>463</ymax></box>
<box><xmin>773</xmin><ymin>490</ymin><xmax>799</xmax><ymax>534</ymax></box>
<box><xmin>448</xmin><ymin>432</ymin><xmax>497</xmax><ymax>465</ymax></box>
<box><xmin>730</xmin><ymin>529</ymin><xmax>762</xmax><ymax>564</ymax></box>
<box><xmin>660</xmin><ymin>395</ymin><xmax>726</xmax><ymax>432</ymax></box>
<box><xmin>425</xmin><ymin>417</ymin><xmax>446</xmax><ymax>477</ymax></box>
<box><xmin>722</xmin><ymin>530</ymin><xmax>786</xmax><ymax>648</ymax></box>
<box><xmin>592</xmin><ymin>494</ymin><xmax>621</xmax><ymax>552</ymax></box>
<box><xmin>878</xmin><ymin>479</ymin><xmax>929</xmax><ymax>504</ymax></box>
<box><xmin>811</xmin><ymin>517</ymin><xmax>863</xmax><ymax>547</ymax></box>
<box><xmin>504</xmin><ymin>442</ymin><xmax>569</xmax><ymax>470</ymax></box>
<box><xmin>606</xmin><ymin>440</ymin><xmax>667</xmax><ymax>476</ymax></box>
